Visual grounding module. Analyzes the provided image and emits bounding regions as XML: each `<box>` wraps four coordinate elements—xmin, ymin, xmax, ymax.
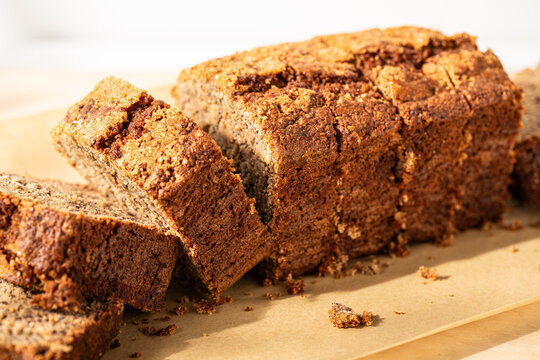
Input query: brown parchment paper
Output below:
<box><xmin>0</xmin><ymin>87</ymin><xmax>539</xmax><ymax>360</ymax></box>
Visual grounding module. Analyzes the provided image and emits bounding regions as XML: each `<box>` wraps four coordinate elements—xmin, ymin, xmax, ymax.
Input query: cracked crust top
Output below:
<box><xmin>55</xmin><ymin>77</ymin><xmax>223</xmax><ymax>201</ymax></box>
<box><xmin>173</xmin><ymin>26</ymin><xmax>483</xmax><ymax>167</ymax></box>
<box><xmin>176</xmin><ymin>26</ymin><xmax>476</xmax><ymax>96</ymax></box>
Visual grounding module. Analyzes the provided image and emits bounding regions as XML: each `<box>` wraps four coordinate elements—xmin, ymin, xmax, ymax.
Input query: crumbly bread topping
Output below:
<box><xmin>328</xmin><ymin>303</ymin><xmax>373</xmax><ymax>328</ymax></box>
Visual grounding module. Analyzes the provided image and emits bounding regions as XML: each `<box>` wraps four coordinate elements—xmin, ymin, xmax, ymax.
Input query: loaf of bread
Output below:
<box><xmin>172</xmin><ymin>26</ymin><xmax>522</xmax><ymax>279</ymax></box>
<box><xmin>512</xmin><ymin>64</ymin><xmax>540</xmax><ymax>204</ymax></box>
<box><xmin>0</xmin><ymin>279</ymin><xmax>122</xmax><ymax>360</ymax></box>
<box><xmin>52</xmin><ymin>77</ymin><xmax>272</xmax><ymax>295</ymax></box>
<box><xmin>0</xmin><ymin>172</ymin><xmax>178</xmax><ymax>311</ymax></box>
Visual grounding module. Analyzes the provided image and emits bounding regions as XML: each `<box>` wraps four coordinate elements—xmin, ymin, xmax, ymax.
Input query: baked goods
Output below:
<box><xmin>172</xmin><ymin>26</ymin><xmax>522</xmax><ymax>279</ymax></box>
<box><xmin>512</xmin><ymin>64</ymin><xmax>540</xmax><ymax>204</ymax></box>
<box><xmin>328</xmin><ymin>303</ymin><xmax>373</xmax><ymax>328</ymax></box>
<box><xmin>429</xmin><ymin>48</ymin><xmax>523</xmax><ymax>229</ymax></box>
<box><xmin>0</xmin><ymin>279</ymin><xmax>122</xmax><ymax>360</ymax></box>
<box><xmin>0</xmin><ymin>172</ymin><xmax>178</xmax><ymax>311</ymax></box>
<box><xmin>52</xmin><ymin>77</ymin><xmax>272</xmax><ymax>295</ymax></box>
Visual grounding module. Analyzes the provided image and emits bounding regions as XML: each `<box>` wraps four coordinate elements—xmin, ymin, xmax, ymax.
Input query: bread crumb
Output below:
<box><xmin>243</xmin><ymin>292</ymin><xmax>253</xmax><ymax>297</ymax></box>
<box><xmin>244</xmin><ymin>306</ymin><xmax>254</xmax><ymax>312</ymax></box>
<box><xmin>417</xmin><ymin>266</ymin><xmax>438</xmax><ymax>281</ymax></box>
<box><xmin>195</xmin><ymin>296</ymin><xmax>234</xmax><ymax>314</ymax></box>
<box><xmin>311</xmin><ymin>280</ymin><xmax>318</xmax><ymax>284</ymax></box>
<box><xmin>132</xmin><ymin>320</ymin><xmax>141</xmax><ymax>325</ymax></box>
<box><xmin>500</xmin><ymin>220</ymin><xmax>523</xmax><ymax>231</ymax></box>
<box><xmin>178</xmin><ymin>296</ymin><xmax>190</xmax><ymax>304</ymax></box>
<box><xmin>265</xmin><ymin>291</ymin><xmax>284</xmax><ymax>299</ymax></box>
<box><xmin>394</xmin><ymin>311</ymin><xmax>406</xmax><ymax>315</ymax></box>
<box><xmin>361</xmin><ymin>311</ymin><xmax>373</xmax><ymax>326</ymax></box>
<box><xmin>509</xmin><ymin>246</ymin><xmax>518</xmax><ymax>253</ymax></box>
<box><xmin>427</xmin><ymin>256</ymin><xmax>433</xmax><ymax>260</ymax></box>
<box><xmin>173</xmin><ymin>305</ymin><xmax>188</xmax><ymax>316</ymax></box>
<box><xmin>263</xmin><ymin>278</ymin><xmax>273</xmax><ymax>287</ymax></box>
<box><xmin>129</xmin><ymin>352</ymin><xmax>142</xmax><ymax>358</ymax></box>
<box><xmin>318</xmin><ymin>254</ymin><xmax>385</xmax><ymax>279</ymax></box>
<box><xmin>157</xmin><ymin>315</ymin><xmax>172</xmax><ymax>321</ymax></box>
<box><xmin>328</xmin><ymin>303</ymin><xmax>373</xmax><ymax>328</ymax></box>
<box><xmin>140</xmin><ymin>327</ymin><xmax>156</xmax><ymax>336</ymax></box>
<box><xmin>530</xmin><ymin>220</ymin><xmax>540</xmax><ymax>228</ymax></box>
<box><xmin>156</xmin><ymin>324</ymin><xmax>178</xmax><ymax>336</ymax></box>
<box><xmin>448</xmin><ymin>294</ymin><xmax>455</xmax><ymax>297</ymax></box>
<box><xmin>317</xmin><ymin>253</ymin><xmax>349</xmax><ymax>277</ymax></box>
<box><xmin>220</xmin><ymin>295</ymin><xmax>234</xmax><ymax>304</ymax></box>
<box><xmin>202</xmin><ymin>333</ymin><xmax>208</xmax><ymax>337</ymax></box>
<box><xmin>110</xmin><ymin>338</ymin><xmax>120</xmax><ymax>349</ymax></box>
<box><xmin>195</xmin><ymin>299</ymin><xmax>217</xmax><ymax>314</ymax></box>
<box><xmin>422</xmin><ymin>281</ymin><xmax>428</xmax><ymax>285</ymax></box>
<box><xmin>285</xmin><ymin>274</ymin><xmax>305</xmax><ymax>295</ymax></box>
<box><xmin>354</xmin><ymin>258</ymin><xmax>381</xmax><ymax>275</ymax></box>
<box><xmin>140</xmin><ymin>324</ymin><xmax>177</xmax><ymax>336</ymax></box>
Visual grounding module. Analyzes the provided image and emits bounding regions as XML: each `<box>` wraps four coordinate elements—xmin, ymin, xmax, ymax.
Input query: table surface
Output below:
<box><xmin>1</xmin><ymin>68</ymin><xmax>539</xmax><ymax>360</ymax></box>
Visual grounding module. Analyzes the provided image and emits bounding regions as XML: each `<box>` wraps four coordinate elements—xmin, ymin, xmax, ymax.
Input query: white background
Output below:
<box><xmin>1</xmin><ymin>0</ymin><xmax>539</xmax><ymax>72</ymax></box>
<box><xmin>0</xmin><ymin>0</ymin><xmax>539</xmax><ymax>120</ymax></box>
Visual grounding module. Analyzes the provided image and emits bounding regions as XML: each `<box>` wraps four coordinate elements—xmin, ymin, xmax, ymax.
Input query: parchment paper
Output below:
<box><xmin>0</xmin><ymin>88</ymin><xmax>538</xmax><ymax>360</ymax></box>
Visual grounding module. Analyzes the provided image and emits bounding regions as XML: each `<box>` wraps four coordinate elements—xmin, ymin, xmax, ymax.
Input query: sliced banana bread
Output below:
<box><xmin>172</xmin><ymin>26</ymin><xmax>522</xmax><ymax>279</ymax></box>
<box><xmin>51</xmin><ymin>77</ymin><xmax>272</xmax><ymax>295</ymax></box>
<box><xmin>0</xmin><ymin>279</ymin><xmax>122</xmax><ymax>360</ymax></box>
<box><xmin>0</xmin><ymin>172</ymin><xmax>178</xmax><ymax>311</ymax></box>
<box><xmin>512</xmin><ymin>63</ymin><xmax>540</xmax><ymax>204</ymax></box>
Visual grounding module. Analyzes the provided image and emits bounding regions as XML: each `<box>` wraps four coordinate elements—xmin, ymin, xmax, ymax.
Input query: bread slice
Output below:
<box><xmin>0</xmin><ymin>279</ymin><xmax>122</xmax><ymax>360</ymax></box>
<box><xmin>512</xmin><ymin>63</ymin><xmax>540</xmax><ymax>204</ymax></box>
<box><xmin>0</xmin><ymin>172</ymin><xmax>178</xmax><ymax>311</ymax></box>
<box><xmin>51</xmin><ymin>77</ymin><xmax>272</xmax><ymax>295</ymax></box>
<box><xmin>172</xmin><ymin>26</ymin><xmax>522</xmax><ymax>279</ymax></box>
